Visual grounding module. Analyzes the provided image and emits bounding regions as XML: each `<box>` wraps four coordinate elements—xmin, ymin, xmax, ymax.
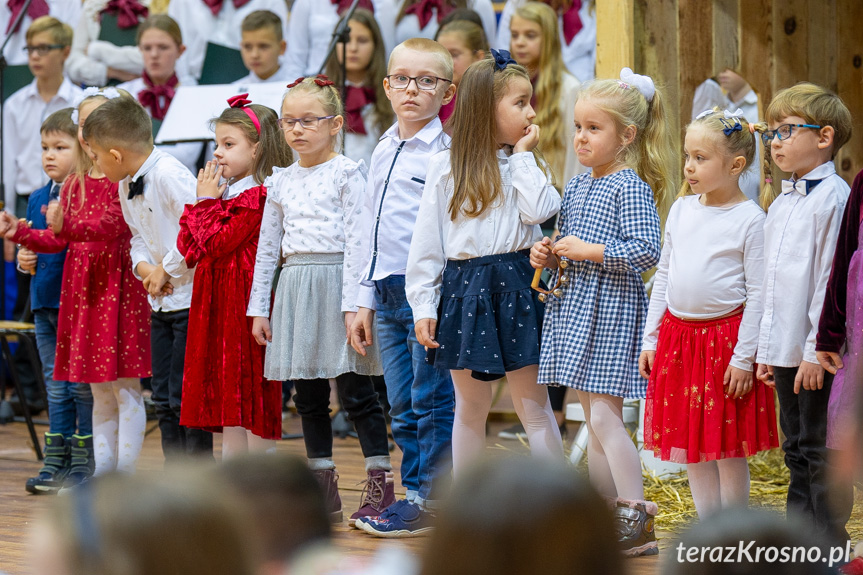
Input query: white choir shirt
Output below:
<box><xmin>247</xmin><ymin>155</ymin><xmax>368</xmax><ymax>317</ymax></box>
<box><xmin>495</xmin><ymin>0</ymin><xmax>596</xmax><ymax>82</ymax></box>
<box><xmin>382</xmin><ymin>0</ymin><xmax>496</xmax><ymax>48</ymax></box>
<box><xmin>642</xmin><ymin>195</ymin><xmax>765</xmax><ymax>371</ymax></box>
<box><xmin>232</xmin><ymin>65</ymin><xmax>295</xmax><ymax>87</ymax></box>
<box><xmin>117</xmin><ymin>77</ymin><xmax>203</xmax><ymax>173</ymax></box>
<box><xmin>167</xmin><ymin>0</ymin><xmax>289</xmax><ymax>81</ymax></box>
<box><xmin>2</xmin><ymin>78</ymin><xmax>82</xmax><ymax>210</ymax></box>
<box><xmin>66</xmin><ymin>0</ymin><xmax>146</xmax><ymax>86</ymax></box>
<box><xmin>757</xmin><ymin>161</ymin><xmax>849</xmax><ymax>368</ymax></box>
<box><xmin>354</xmin><ymin>117</ymin><xmax>451</xmax><ymax>311</ymax></box>
<box><xmin>0</xmin><ymin>0</ymin><xmax>81</xmax><ymax>66</ymax></box>
<box><xmin>406</xmin><ymin>149</ymin><xmax>560</xmax><ymax>322</ymax></box>
<box><xmin>221</xmin><ymin>174</ymin><xmax>258</xmax><ymax>201</ymax></box>
<box><xmin>118</xmin><ymin>148</ymin><xmax>198</xmax><ymax>312</ymax></box>
<box><xmin>283</xmin><ymin>0</ymin><xmax>394</xmax><ymax>81</ymax></box>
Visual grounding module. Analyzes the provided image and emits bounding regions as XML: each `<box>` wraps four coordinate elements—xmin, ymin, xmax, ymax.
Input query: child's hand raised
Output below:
<box><xmin>530</xmin><ymin>237</ymin><xmax>557</xmax><ymax>269</ymax></box>
<box><xmin>724</xmin><ymin>365</ymin><xmax>753</xmax><ymax>399</ymax></box>
<box><xmin>46</xmin><ymin>200</ymin><xmax>64</xmax><ymax>234</ymax></box>
<box><xmin>513</xmin><ymin>124</ymin><xmax>540</xmax><ymax>154</ymax></box>
<box><xmin>415</xmin><ymin>318</ymin><xmax>439</xmax><ymax>350</ymax></box>
<box><xmin>197</xmin><ymin>161</ymin><xmax>227</xmax><ymax>200</ymax></box>
<box><xmin>638</xmin><ymin>350</ymin><xmax>655</xmax><ymax>380</ymax></box>
<box><xmin>0</xmin><ymin>212</ymin><xmax>20</xmax><ymax>239</ymax></box>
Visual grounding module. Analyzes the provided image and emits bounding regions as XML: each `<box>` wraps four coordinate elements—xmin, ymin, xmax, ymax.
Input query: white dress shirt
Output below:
<box><xmin>382</xmin><ymin>0</ymin><xmax>496</xmax><ymax>48</ymax></box>
<box><xmin>247</xmin><ymin>155</ymin><xmax>368</xmax><ymax>317</ymax></box>
<box><xmin>2</xmin><ymin>78</ymin><xmax>82</xmax><ymax>210</ymax></box>
<box><xmin>167</xmin><ymin>0</ymin><xmax>289</xmax><ymax>81</ymax></box>
<box><xmin>354</xmin><ymin>117</ymin><xmax>451</xmax><ymax>310</ymax></box>
<box><xmin>406</xmin><ymin>149</ymin><xmax>560</xmax><ymax>322</ymax></box>
<box><xmin>642</xmin><ymin>195</ymin><xmax>765</xmax><ymax>371</ymax></box>
<box><xmin>117</xmin><ymin>77</ymin><xmax>203</xmax><ymax>173</ymax></box>
<box><xmin>118</xmin><ymin>148</ymin><xmax>198</xmax><ymax>312</ymax></box>
<box><xmin>757</xmin><ymin>161</ymin><xmax>849</xmax><ymax>368</ymax></box>
<box><xmin>0</xmin><ymin>0</ymin><xmax>81</xmax><ymax>66</ymax></box>
<box><xmin>66</xmin><ymin>0</ymin><xmax>147</xmax><ymax>86</ymax></box>
<box><xmin>495</xmin><ymin>0</ymin><xmax>596</xmax><ymax>82</ymax></box>
<box><xmin>232</xmin><ymin>65</ymin><xmax>295</xmax><ymax>87</ymax></box>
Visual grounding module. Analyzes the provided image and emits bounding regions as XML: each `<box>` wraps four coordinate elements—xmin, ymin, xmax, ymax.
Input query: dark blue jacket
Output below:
<box><xmin>25</xmin><ymin>182</ymin><xmax>66</xmax><ymax>311</ymax></box>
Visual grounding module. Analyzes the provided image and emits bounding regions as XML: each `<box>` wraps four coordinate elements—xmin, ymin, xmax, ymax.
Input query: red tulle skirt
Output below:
<box><xmin>644</xmin><ymin>310</ymin><xmax>778</xmax><ymax>463</ymax></box>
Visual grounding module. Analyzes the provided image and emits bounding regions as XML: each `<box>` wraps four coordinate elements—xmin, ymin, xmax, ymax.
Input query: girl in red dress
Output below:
<box><xmin>177</xmin><ymin>94</ymin><xmax>292</xmax><ymax>458</ymax></box>
<box><xmin>1</xmin><ymin>88</ymin><xmax>152</xmax><ymax>484</ymax></box>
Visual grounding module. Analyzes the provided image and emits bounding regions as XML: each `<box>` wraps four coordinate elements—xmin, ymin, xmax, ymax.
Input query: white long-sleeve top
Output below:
<box><xmin>381</xmin><ymin>0</ymin><xmax>496</xmax><ymax>48</ymax></box>
<box><xmin>247</xmin><ymin>155</ymin><xmax>368</xmax><ymax>318</ymax></box>
<box><xmin>757</xmin><ymin>161</ymin><xmax>849</xmax><ymax>368</ymax></box>
<box><xmin>642</xmin><ymin>195</ymin><xmax>765</xmax><ymax>371</ymax></box>
<box><xmin>354</xmin><ymin>118</ymin><xmax>451</xmax><ymax>311</ymax></box>
<box><xmin>406</xmin><ymin>149</ymin><xmax>560</xmax><ymax>322</ymax></box>
<box><xmin>66</xmin><ymin>0</ymin><xmax>146</xmax><ymax>87</ymax></box>
<box><xmin>167</xmin><ymin>0</ymin><xmax>289</xmax><ymax>81</ymax></box>
<box><xmin>0</xmin><ymin>0</ymin><xmax>81</xmax><ymax>66</ymax></box>
<box><xmin>118</xmin><ymin>148</ymin><xmax>197</xmax><ymax>312</ymax></box>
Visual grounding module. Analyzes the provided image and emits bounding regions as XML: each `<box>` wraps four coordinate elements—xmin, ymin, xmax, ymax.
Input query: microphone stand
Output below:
<box><xmin>318</xmin><ymin>0</ymin><xmax>362</xmax><ymax>156</ymax></box>
<box><xmin>0</xmin><ymin>0</ymin><xmax>34</xmax><ymax>319</ymax></box>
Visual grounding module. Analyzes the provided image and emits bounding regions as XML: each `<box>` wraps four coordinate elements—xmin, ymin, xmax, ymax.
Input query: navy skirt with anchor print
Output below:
<box><xmin>430</xmin><ymin>249</ymin><xmax>545</xmax><ymax>381</ymax></box>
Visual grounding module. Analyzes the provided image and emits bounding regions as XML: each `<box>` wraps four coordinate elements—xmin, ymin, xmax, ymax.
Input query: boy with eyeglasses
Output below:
<box><xmin>755</xmin><ymin>82</ymin><xmax>854</xmax><ymax>547</ymax></box>
<box><xmin>349</xmin><ymin>38</ymin><xmax>456</xmax><ymax>538</ymax></box>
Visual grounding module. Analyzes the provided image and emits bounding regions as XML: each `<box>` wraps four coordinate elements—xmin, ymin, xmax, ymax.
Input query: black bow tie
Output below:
<box><xmin>128</xmin><ymin>177</ymin><xmax>145</xmax><ymax>200</ymax></box>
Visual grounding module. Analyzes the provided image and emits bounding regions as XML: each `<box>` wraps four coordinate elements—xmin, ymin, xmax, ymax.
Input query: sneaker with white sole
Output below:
<box><xmin>359</xmin><ymin>500</ymin><xmax>435</xmax><ymax>538</ymax></box>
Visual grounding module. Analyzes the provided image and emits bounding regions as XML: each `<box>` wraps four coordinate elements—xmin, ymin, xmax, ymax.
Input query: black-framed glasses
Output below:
<box><xmin>760</xmin><ymin>123</ymin><xmax>821</xmax><ymax>146</ymax></box>
<box><xmin>23</xmin><ymin>44</ymin><xmax>65</xmax><ymax>56</ymax></box>
<box><xmin>386</xmin><ymin>74</ymin><xmax>452</xmax><ymax>91</ymax></box>
<box><xmin>277</xmin><ymin>115</ymin><xmax>336</xmax><ymax>130</ymax></box>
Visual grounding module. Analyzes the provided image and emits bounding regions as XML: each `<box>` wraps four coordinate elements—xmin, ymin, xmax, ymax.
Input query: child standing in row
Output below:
<box><xmin>3</xmin><ymin>89</ymin><xmax>152</xmax><ymax>486</ymax></box>
<box><xmin>639</xmin><ymin>109</ymin><xmax>778</xmax><ymax>518</ymax></box>
<box><xmin>235</xmin><ymin>11</ymin><xmax>291</xmax><ymax>85</ymax></box>
<box><xmin>532</xmin><ymin>68</ymin><xmax>672</xmax><ymax>556</ymax></box>
<box><xmin>756</xmin><ymin>83</ymin><xmax>854</xmax><ymax>546</ymax></box>
<box><xmin>178</xmin><ymin>96</ymin><xmax>292</xmax><ymax>457</ymax></box>
<box><xmin>249</xmin><ymin>77</ymin><xmax>392</xmax><ymax>525</ymax></box>
<box><xmin>82</xmin><ymin>95</ymin><xmax>213</xmax><ymax>462</ymax></box>
<box><xmin>434</xmin><ymin>18</ymin><xmax>487</xmax><ymax>124</ymax></box>
<box><xmin>406</xmin><ymin>52</ymin><xmax>563</xmax><ymax>475</ymax></box>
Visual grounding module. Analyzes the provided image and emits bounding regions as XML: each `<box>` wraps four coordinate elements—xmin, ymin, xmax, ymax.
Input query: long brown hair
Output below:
<box><xmin>211</xmin><ymin>104</ymin><xmax>293</xmax><ymax>185</ymax></box>
<box><xmin>325</xmin><ymin>9</ymin><xmax>393</xmax><ymax>137</ymax></box>
<box><xmin>448</xmin><ymin>57</ymin><xmax>546</xmax><ymax>221</ymax></box>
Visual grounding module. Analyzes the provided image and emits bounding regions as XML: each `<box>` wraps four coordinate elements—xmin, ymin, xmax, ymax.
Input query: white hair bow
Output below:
<box><xmin>695</xmin><ymin>109</ymin><xmax>714</xmax><ymax>120</ymax></box>
<box><xmin>619</xmin><ymin>67</ymin><xmax>655</xmax><ymax>102</ymax></box>
<box><xmin>71</xmin><ymin>87</ymin><xmax>123</xmax><ymax>124</ymax></box>
<box><xmin>723</xmin><ymin>108</ymin><xmax>745</xmax><ymax>122</ymax></box>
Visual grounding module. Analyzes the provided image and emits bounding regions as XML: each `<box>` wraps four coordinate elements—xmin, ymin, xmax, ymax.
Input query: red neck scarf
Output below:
<box><xmin>101</xmin><ymin>0</ymin><xmax>148</xmax><ymax>29</ymax></box>
<box><xmin>6</xmin><ymin>0</ymin><xmax>49</xmax><ymax>34</ymax></box>
<box><xmin>404</xmin><ymin>0</ymin><xmax>454</xmax><ymax>30</ymax></box>
<box><xmin>138</xmin><ymin>72</ymin><xmax>179</xmax><ymax>121</ymax></box>
<box><xmin>201</xmin><ymin>0</ymin><xmax>251</xmax><ymax>16</ymax></box>
<box><xmin>331</xmin><ymin>0</ymin><xmax>375</xmax><ymax>15</ymax></box>
<box><xmin>344</xmin><ymin>85</ymin><xmax>375</xmax><ymax>135</ymax></box>
<box><xmin>544</xmin><ymin>0</ymin><xmax>583</xmax><ymax>45</ymax></box>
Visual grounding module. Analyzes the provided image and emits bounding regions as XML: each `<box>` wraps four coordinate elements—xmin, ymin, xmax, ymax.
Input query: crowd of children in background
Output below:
<box><xmin>1</xmin><ymin>0</ymin><xmax>860</xmax><ymax>569</ymax></box>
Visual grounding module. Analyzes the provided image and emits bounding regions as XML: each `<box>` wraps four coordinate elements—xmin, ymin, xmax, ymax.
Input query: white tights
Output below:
<box><xmin>451</xmin><ymin>365</ymin><xmax>563</xmax><ymax>476</ymax></box>
<box><xmin>576</xmin><ymin>391</ymin><xmax>644</xmax><ymax>501</ymax></box>
<box><xmin>687</xmin><ymin>457</ymin><xmax>750</xmax><ymax>517</ymax></box>
<box><xmin>91</xmin><ymin>378</ymin><xmax>146</xmax><ymax>475</ymax></box>
<box><xmin>221</xmin><ymin>426</ymin><xmax>277</xmax><ymax>460</ymax></box>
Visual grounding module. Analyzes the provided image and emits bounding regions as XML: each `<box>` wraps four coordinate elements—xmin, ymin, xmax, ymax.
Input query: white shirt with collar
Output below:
<box><xmin>406</xmin><ymin>148</ymin><xmax>560</xmax><ymax>322</ymax></box>
<box><xmin>354</xmin><ymin>117</ymin><xmax>451</xmax><ymax>310</ymax></box>
<box><xmin>2</xmin><ymin>78</ymin><xmax>82</xmax><ymax>210</ymax></box>
<box><xmin>0</xmin><ymin>0</ymin><xmax>81</xmax><ymax>66</ymax></box>
<box><xmin>382</xmin><ymin>0</ymin><xmax>496</xmax><ymax>51</ymax></box>
<box><xmin>232</xmin><ymin>65</ymin><xmax>295</xmax><ymax>87</ymax></box>
<box><xmin>118</xmin><ymin>148</ymin><xmax>198</xmax><ymax>312</ymax></box>
<box><xmin>167</xmin><ymin>0</ymin><xmax>289</xmax><ymax>82</ymax></box>
<box><xmin>757</xmin><ymin>161</ymin><xmax>850</xmax><ymax>368</ymax></box>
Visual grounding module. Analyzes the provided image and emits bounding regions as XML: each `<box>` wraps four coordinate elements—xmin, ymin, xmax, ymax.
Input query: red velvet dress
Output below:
<box><xmin>177</xmin><ymin>186</ymin><xmax>281</xmax><ymax>440</ymax></box>
<box><xmin>12</xmin><ymin>175</ymin><xmax>152</xmax><ymax>383</ymax></box>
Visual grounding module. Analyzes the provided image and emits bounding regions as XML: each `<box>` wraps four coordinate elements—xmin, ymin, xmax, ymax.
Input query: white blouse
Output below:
<box><xmin>382</xmin><ymin>0</ymin><xmax>497</xmax><ymax>48</ymax></box>
<box><xmin>642</xmin><ymin>195</ymin><xmax>766</xmax><ymax>371</ymax></box>
<box><xmin>406</xmin><ymin>149</ymin><xmax>560</xmax><ymax>322</ymax></box>
<box><xmin>247</xmin><ymin>155</ymin><xmax>368</xmax><ymax>317</ymax></box>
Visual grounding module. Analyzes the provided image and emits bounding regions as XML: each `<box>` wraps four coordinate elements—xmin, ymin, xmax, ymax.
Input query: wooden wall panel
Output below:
<box><xmin>712</xmin><ymin>0</ymin><xmax>739</xmax><ymax>73</ymax></box>
<box><xmin>771</xmin><ymin>0</ymin><xmax>809</xmax><ymax>90</ymax></box>
<box><xmin>595</xmin><ymin>0</ymin><xmax>635</xmax><ymax>78</ymax></box>
<box><xmin>678</xmin><ymin>0</ymin><xmax>714</xmax><ymax>129</ymax></box>
<box><xmin>835</xmin><ymin>0</ymin><xmax>863</xmax><ymax>182</ymax></box>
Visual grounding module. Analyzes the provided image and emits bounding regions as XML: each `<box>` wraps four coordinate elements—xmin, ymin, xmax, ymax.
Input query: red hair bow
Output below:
<box><xmin>314</xmin><ymin>74</ymin><xmax>335</xmax><ymax>87</ymax></box>
<box><xmin>227</xmin><ymin>93</ymin><xmax>252</xmax><ymax>108</ymax></box>
<box><xmin>286</xmin><ymin>77</ymin><xmax>305</xmax><ymax>89</ymax></box>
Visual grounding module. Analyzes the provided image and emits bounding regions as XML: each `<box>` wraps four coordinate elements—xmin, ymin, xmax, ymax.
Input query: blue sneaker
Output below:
<box><xmin>359</xmin><ymin>500</ymin><xmax>435</xmax><ymax>538</ymax></box>
<box><xmin>353</xmin><ymin>498</ymin><xmax>410</xmax><ymax>530</ymax></box>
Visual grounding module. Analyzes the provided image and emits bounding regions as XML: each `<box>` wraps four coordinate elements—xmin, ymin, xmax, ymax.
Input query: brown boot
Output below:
<box><xmin>312</xmin><ymin>469</ymin><xmax>343</xmax><ymax>523</ymax></box>
<box><xmin>349</xmin><ymin>469</ymin><xmax>395</xmax><ymax>527</ymax></box>
<box><xmin>614</xmin><ymin>498</ymin><xmax>658</xmax><ymax>557</ymax></box>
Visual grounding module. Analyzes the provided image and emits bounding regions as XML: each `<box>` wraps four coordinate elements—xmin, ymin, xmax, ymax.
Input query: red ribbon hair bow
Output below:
<box><xmin>227</xmin><ymin>93</ymin><xmax>252</xmax><ymax>108</ymax></box>
<box><xmin>287</xmin><ymin>77</ymin><xmax>305</xmax><ymax>89</ymax></box>
<box><xmin>314</xmin><ymin>74</ymin><xmax>335</xmax><ymax>87</ymax></box>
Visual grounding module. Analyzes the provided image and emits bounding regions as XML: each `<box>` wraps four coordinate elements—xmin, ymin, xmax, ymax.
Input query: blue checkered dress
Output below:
<box><xmin>538</xmin><ymin>169</ymin><xmax>661</xmax><ymax>397</ymax></box>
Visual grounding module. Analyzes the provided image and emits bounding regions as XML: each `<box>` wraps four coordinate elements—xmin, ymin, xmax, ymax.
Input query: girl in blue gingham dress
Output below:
<box><xmin>532</xmin><ymin>68</ymin><xmax>674</xmax><ymax>557</ymax></box>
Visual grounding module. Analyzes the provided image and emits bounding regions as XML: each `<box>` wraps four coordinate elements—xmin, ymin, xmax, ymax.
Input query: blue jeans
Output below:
<box><xmin>374</xmin><ymin>276</ymin><xmax>454</xmax><ymax>508</ymax></box>
<box><xmin>34</xmin><ymin>308</ymin><xmax>92</xmax><ymax>437</ymax></box>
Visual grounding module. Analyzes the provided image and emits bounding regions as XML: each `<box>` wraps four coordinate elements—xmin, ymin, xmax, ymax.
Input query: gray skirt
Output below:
<box><xmin>264</xmin><ymin>253</ymin><xmax>382</xmax><ymax>380</ymax></box>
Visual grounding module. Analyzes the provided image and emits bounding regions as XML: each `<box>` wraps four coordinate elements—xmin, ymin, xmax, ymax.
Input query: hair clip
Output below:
<box><xmin>719</xmin><ymin>117</ymin><xmax>743</xmax><ymax>136</ymax></box>
<box><xmin>287</xmin><ymin>77</ymin><xmax>305</xmax><ymax>89</ymax></box>
<box><xmin>695</xmin><ymin>109</ymin><xmax>714</xmax><ymax>120</ymax></box>
<box><xmin>764</xmin><ymin>178</ymin><xmax>773</xmax><ymax>184</ymax></box>
<box><xmin>619</xmin><ymin>67</ymin><xmax>655</xmax><ymax>102</ymax></box>
<box><xmin>491</xmin><ymin>48</ymin><xmax>517</xmax><ymax>71</ymax></box>
<box><xmin>70</xmin><ymin>87</ymin><xmax>123</xmax><ymax>123</ymax></box>
<box><xmin>748</xmin><ymin>123</ymin><xmax>756</xmax><ymax>134</ymax></box>
<box><xmin>226</xmin><ymin>93</ymin><xmax>261</xmax><ymax>135</ymax></box>
<box><xmin>314</xmin><ymin>74</ymin><xmax>335</xmax><ymax>87</ymax></box>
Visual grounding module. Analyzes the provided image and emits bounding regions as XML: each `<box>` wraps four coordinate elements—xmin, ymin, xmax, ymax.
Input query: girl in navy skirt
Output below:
<box><xmin>406</xmin><ymin>50</ymin><xmax>564</xmax><ymax>476</ymax></box>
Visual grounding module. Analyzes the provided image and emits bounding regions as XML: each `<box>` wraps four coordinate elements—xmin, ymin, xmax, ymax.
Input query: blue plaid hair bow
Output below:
<box><xmin>491</xmin><ymin>49</ymin><xmax>517</xmax><ymax>71</ymax></box>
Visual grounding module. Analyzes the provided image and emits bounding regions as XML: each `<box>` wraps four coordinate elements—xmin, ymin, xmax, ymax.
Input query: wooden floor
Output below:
<box><xmin>0</xmin><ymin>413</ymin><xmax>668</xmax><ymax>575</ymax></box>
